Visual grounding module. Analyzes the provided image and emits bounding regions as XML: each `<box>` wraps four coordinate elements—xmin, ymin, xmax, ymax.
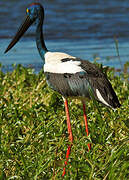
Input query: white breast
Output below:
<box><xmin>44</xmin><ymin>51</ymin><xmax>84</xmax><ymax>74</ymax></box>
<box><xmin>44</xmin><ymin>51</ymin><xmax>75</xmax><ymax>63</ymax></box>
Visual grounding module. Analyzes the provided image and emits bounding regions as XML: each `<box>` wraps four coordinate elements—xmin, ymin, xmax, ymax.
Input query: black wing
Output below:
<box><xmin>45</xmin><ymin>57</ymin><xmax>121</xmax><ymax>108</ymax></box>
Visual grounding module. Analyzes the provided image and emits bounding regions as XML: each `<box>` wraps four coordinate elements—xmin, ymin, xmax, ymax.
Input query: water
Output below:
<box><xmin>0</xmin><ymin>0</ymin><xmax>129</xmax><ymax>72</ymax></box>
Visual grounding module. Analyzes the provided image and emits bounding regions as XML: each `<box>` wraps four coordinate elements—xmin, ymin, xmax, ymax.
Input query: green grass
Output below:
<box><xmin>0</xmin><ymin>64</ymin><xmax>129</xmax><ymax>179</ymax></box>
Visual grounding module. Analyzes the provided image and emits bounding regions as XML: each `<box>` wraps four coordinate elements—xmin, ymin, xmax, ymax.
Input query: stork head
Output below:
<box><xmin>26</xmin><ymin>3</ymin><xmax>44</xmax><ymax>22</ymax></box>
<box><xmin>4</xmin><ymin>3</ymin><xmax>44</xmax><ymax>53</ymax></box>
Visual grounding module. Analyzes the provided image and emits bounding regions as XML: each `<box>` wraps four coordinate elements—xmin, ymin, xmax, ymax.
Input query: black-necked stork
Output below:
<box><xmin>4</xmin><ymin>3</ymin><xmax>121</xmax><ymax>176</ymax></box>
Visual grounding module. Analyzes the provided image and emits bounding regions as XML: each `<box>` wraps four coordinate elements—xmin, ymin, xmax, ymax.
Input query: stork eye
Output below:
<box><xmin>26</xmin><ymin>8</ymin><xmax>30</xmax><ymax>14</ymax></box>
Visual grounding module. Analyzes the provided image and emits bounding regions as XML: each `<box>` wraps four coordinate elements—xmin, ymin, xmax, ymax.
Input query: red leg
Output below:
<box><xmin>82</xmin><ymin>102</ymin><xmax>91</xmax><ymax>151</ymax></box>
<box><xmin>62</xmin><ymin>98</ymin><xmax>73</xmax><ymax>177</ymax></box>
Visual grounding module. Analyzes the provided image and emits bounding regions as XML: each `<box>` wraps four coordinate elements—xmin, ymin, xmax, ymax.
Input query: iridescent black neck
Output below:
<box><xmin>36</xmin><ymin>21</ymin><xmax>48</xmax><ymax>61</ymax></box>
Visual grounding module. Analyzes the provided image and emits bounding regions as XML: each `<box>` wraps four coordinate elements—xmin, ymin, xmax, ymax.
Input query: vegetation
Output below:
<box><xmin>0</xmin><ymin>63</ymin><xmax>128</xmax><ymax>179</ymax></box>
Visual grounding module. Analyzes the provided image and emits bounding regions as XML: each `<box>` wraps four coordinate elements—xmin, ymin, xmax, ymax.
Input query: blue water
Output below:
<box><xmin>0</xmin><ymin>0</ymin><xmax>129</xmax><ymax>72</ymax></box>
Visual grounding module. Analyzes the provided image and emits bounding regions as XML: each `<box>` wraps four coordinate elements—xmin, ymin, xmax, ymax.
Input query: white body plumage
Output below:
<box><xmin>44</xmin><ymin>52</ymin><xmax>85</xmax><ymax>74</ymax></box>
